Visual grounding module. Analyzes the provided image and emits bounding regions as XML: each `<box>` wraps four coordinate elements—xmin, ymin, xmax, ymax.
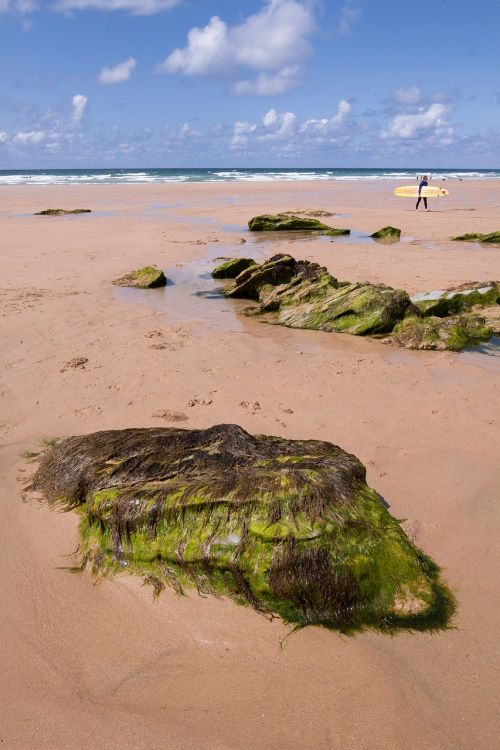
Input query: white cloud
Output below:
<box><xmin>50</xmin><ymin>0</ymin><xmax>181</xmax><ymax>15</ymax></box>
<box><xmin>72</xmin><ymin>94</ymin><xmax>88</xmax><ymax>124</ymax></box>
<box><xmin>12</xmin><ymin>130</ymin><xmax>45</xmax><ymax>144</ymax></box>
<box><xmin>301</xmin><ymin>99</ymin><xmax>352</xmax><ymax>134</ymax></box>
<box><xmin>233</xmin><ymin>65</ymin><xmax>302</xmax><ymax>96</ymax></box>
<box><xmin>392</xmin><ymin>85</ymin><xmax>423</xmax><ymax>105</ymax></box>
<box><xmin>231</xmin><ymin>121</ymin><xmax>257</xmax><ymax>147</ymax></box>
<box><xmin>259</xmin><ymin>108</ymin><xmax>296</xmax><ymax>140</ymax></box>
<box><xmin>98</xmin><ymin>57</ymin><xmax>136</xmax><ymax>84</ymax></box>
<box><xmin>382</xmin><ymin>103</ymin><xmax>450</xmax><ymax>140</ymax></box>
<box><xmin>0</xmin><ymin>131</ymin><xmax>8</xmax><ymax>142</ymax></box>
<box><xmin>160</xmin><ymin>0</ymin><xmax>316</xmax><ymax>95</ymax></box>
<box><xmin>178</xmin><ymin>122</ymin><xmax>202</xmax><ymax>139</ymax></box>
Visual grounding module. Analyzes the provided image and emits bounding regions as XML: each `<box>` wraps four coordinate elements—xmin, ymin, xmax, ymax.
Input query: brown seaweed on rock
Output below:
<box><xmin>29</xmin><ymin>424</ymin><xmax>454</xmax><ymax>633</ymax></box>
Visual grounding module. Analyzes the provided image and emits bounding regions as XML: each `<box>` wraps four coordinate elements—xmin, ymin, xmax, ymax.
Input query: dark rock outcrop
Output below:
<box><xmin>452</xmin><ymin>231</ymin><xmax>500</xmax><ymax>243</ymax></box>
<box><xmin>370</xmin><ymin>226</ymin><xmax>401</xmax><ymax>240</ymax></box>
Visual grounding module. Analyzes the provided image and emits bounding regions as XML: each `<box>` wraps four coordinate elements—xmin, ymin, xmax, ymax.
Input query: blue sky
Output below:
<box><xmin>1</xmin><ymin>0</ymin><xmax>499</xmax><ymax>167</ymax></box>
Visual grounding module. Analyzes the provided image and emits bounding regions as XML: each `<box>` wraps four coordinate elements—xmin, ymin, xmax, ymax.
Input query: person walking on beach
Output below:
<box><xmin>416</xmin><ymin>174</ymin><xmax>430</xmax><ymax>211</ymax></box>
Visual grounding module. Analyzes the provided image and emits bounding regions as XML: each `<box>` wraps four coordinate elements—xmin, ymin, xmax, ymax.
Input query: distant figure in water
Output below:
<box><xmin>416</xmin><ymin>175</ymin><xmax>430</xmax><ymax>211</ymax></box>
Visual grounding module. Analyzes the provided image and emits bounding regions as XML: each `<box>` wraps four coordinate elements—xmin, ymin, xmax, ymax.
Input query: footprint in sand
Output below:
<box><xmin>188</xmin><ymin>397</ymin><xmax>213</xmax><ymax>407</ymax></box>
<box><xmin>240</xmin><ymin>400</ymin><xmax>261</xmax><ymax>414</ymax></box>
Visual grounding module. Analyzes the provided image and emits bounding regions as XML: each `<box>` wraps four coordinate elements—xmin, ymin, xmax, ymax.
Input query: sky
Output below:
<box><xmin>0</xmin><ymin>0</ymin><xmax>499</xmax><ymax>168</ymax></box>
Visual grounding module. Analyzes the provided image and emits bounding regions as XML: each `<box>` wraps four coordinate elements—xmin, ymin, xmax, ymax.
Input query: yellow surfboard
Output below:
<box><xmin>394</xmin><ymin>185</ymin><xmax>449</xmax><ymax>198</ymax></box>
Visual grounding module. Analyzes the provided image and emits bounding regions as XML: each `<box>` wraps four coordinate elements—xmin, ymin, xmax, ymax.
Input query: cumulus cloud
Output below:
<box><xmin>50</xmin><ymin>0</ymin><xmax>181</xmax><ymax>15</ymax></box>
<box><xmin>12</xmin><ymin>130</ymin><xmax>45</xmax><ymax>144</ymax></box>
<box><xmin>231</xmin><ymin>121</ymin><xmax>257</xmax><ymax>147</ymax></box>
<box><xmin>0</xmin><ymin>131</ymin><xmax>8</xmax><ymax>142</ymax></box>
<box><xmin>301</xmin><ymin>99</ymin><xmax>352</xmax><ymax>134</ymax></box>
<box><xmin>391</xmin><ymin>85</ymin><xmax>423</xmax><ymax>105</ymax></box>
<box><xmin>98</xmin><ymin>57</ymin><xmax>136</xmax><ymax>84</ymax></box>
<box><xmin>72</xmin><ymin>94</ymin><xmax>88</xmax><ymax>124</ymax></box>
<box><xmin>382</xmin><ymin>103</ymin><xmax>451</xmax><ymax>140</ymax></box>
<box><xmin>159</xmin><ymin>0</ymin><xmax>316</xmax><ymax>95</ymax></box>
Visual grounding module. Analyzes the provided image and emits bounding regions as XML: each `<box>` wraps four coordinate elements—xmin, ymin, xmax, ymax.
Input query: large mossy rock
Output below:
<box><xmin>35</xmin><ymin>208</ymin><xmax>91</xmax><ymax>215</ymax></box>
<box><xmin>113</xmin><ymin>265</ymin><xmax>166</xmax><ymax>289</ymax></box>
<box><xmin>370</xmin><ymin>226</ymin><xmax>401</xmax><ymax>240</ymax></box>
<box><xmin>411</xmin><ymin>282</ymin><xmax>500</xmax><ymax>317</ymax></box>
<box><xmin>211</xmin><ymin>258</ymin><xmax>256</xmax><ymax>279</ymax></box>
<box><xmin>248</xmin><ymin>213</ymin><xmax>349</xmax><ymax>235</ymax></box>
<box><xmin>389</xmin><ymin>315</ymin><xmax>492</xmax><ymax>351</ymax></box>
<box><xmin>29</xmin><ymin>424</ymin><xmax>453</xmax><ymax>632</ymax></box>
<box><xmin>452</xmin><ymin>231</ymin><xmax>500</xmax><ymax>243</ymax></box>
<box><xmin>224</xmin><ymin>254</ymin><xmax>415</xmax><ymax>335</ymax></box>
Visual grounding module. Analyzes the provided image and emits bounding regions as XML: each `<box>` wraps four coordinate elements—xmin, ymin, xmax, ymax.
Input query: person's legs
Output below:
<box><xmin>424</xmin><ymin>197</ymin><xmax>428</xmax><ymax>210</ymax></box>
<box><xmin>416</xmin><ymin>197</ymin><xmax>421</xmax><ymax>210</ymax></box>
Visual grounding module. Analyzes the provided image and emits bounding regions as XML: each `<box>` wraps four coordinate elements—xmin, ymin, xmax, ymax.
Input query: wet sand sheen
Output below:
<box><xmin>1</xmin><ymin>179</ymin><xmax>499</xmax><ymax>749</ymax></box>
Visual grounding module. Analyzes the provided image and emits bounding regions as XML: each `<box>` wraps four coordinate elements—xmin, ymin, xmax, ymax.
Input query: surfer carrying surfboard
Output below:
<box><xmin>416</xmin><ymin>175</ymin><xmax>430</xmax><ymax>211</ymax></box>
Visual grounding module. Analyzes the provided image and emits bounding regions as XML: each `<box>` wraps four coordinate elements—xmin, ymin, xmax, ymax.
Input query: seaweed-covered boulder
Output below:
<box><xmin>452</xmin><ymin>231</ymin><xmax>500</xmax><ymax>243</ymax></box>
<box><xmin>29</xmin><ymin>424</ymin><xmax>453</xmax><ymax>632</ymax></box>
<box><xmin>278</xmin><ymin>282</ymin><xmax>414</xmax><ymax>335</ymax></box>
<box><xmin>481</xmin><ymin>231</ymin><xmax>500</xmax><ymax>244</ymax></box>
<box><xmin>35</xmin><ymin>208</ymin><xmax>91</xmax><ymax>215</ymax></box>
<box><xmin>411</xmin><ymin>282</ymin><xmax>500</xmax><ymax>317</ymax></box>
<box><xmin>224</xmin><ymin>255</ymin><xmax>414</xmax><ymax>335</ymax></box>
<box><xmin>211</xmin><ymin>258</ymin><xmax>256</xmax><ymax>279</ymax></box>
<box><xmin>371</xmin><ymin>226</ymin><xmax>401</xmax><ymax>240</ymax></box>
<box><xmin>248</xmin><ymin>214</ymin><xmax>349</xmax><ymax>235</ymax></box>
<box><xmin>389</xmin><ymin>315</ymin><xmax>492</xmax><ymax>350</ymax></box>
<box><xmin>113</xmin><ymin>265</ymin><xmax>166</xmax><ymax>289</ymax></box>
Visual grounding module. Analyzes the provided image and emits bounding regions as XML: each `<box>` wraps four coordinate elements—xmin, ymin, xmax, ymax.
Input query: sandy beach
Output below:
<box><xmin>1</xmin><ymin>179</ymin><xmax>499</xmax><ymax>749</ymax></box>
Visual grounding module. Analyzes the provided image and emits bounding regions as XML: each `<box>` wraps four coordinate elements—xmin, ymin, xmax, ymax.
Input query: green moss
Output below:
<box><xmin>113</xmin><ymin>265</ymin><xmax>167</xmax><ymax>289</ymax></box>
<box><xmin>391</xmin><ymin>314</ymin><xmax>492</xmax><ymax>350</ymax></box>
<box><xmin>370</xmin><ymin>226</ymin><xmax>401</xmax><ymax>239</ymax></box>
<box><xmin>248</xmin><ymin>214</ymin><xmax>349</xmax><ymax>235</ymax></box>
<box><xmin>30</xmin><ymin>424</ymin><xmax>455</xmax><ymax>634</ymax></box>
<box><xmin>451</xmin><ymin>231</ymin><xmax>500</xmax><ymax>243</ymax></box>
<box><xmin>211</xmin><ymin>258</ymin><xmax>257</xmax><ymax>279</ymax></box>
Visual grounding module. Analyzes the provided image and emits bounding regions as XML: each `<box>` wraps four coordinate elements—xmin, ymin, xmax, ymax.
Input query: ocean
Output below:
<box><xmin>1</xmin><ymin>167</ymin><xmax>499</xmax><ymax>186</ymax></box>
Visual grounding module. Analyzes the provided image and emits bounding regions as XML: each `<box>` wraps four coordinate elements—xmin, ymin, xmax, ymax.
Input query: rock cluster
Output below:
<box><xmin>214</xmin><ymin>254</ymin><xmax>498</xmax><ymax>350</ymax></box>
<box><xmin>248</xmin><ymin>213</ymin><xmax>349</xmax><ymax>235</ymax></box>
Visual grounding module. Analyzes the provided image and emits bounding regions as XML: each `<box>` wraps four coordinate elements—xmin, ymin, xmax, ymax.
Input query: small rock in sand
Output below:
<box><xmin>61</xmin><ymin>356</ymin><xmax>88</xmax><ymax>372</ymax></box>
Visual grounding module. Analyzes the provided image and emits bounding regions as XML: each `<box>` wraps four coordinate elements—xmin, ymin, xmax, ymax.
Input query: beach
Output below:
<box><xmin>1</xmin><ymin>178</ymin><xmax>499</xmax><ymax>749</ymax></box>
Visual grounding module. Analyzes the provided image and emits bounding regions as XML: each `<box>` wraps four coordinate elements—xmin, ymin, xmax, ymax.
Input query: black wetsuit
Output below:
<box><xmin>416</xmin><ymin>180</ymin><xmax>428</xmax><ymax>209</ymax></box>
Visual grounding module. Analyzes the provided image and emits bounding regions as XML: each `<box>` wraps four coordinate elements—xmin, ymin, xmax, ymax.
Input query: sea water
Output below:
<box><xmin>1</xmin><ymin>167</ymin><xmax>500</xmax><ymax>186</ymax></box>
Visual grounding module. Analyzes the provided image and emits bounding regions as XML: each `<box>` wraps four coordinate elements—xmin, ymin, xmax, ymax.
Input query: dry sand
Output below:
<box><xmin>1</xmin><ymin>180</ymin><xmax>499</xmax><ymax>749</ymax></box>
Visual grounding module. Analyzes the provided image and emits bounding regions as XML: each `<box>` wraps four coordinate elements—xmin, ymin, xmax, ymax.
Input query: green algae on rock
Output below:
<box><xmin>248</xmin><ymin>213</ymin><xmax>349</xmax><ymax>235</ymax></box>
<box><xmin>216</xmin><ymin>254</ymin><xmax>496</xmax><ymax>350</ymax></box>
<box><xmin>370</xmin><ymin>226</ymin><xmax>401</xmax><ymax>240</ymax></box>
<box><xmin>224</xmin><ymin>254</ymin><xmax>416</xmax><ymax>335</ymax></box>
<box><xmin>211</xmin><ymin>258</ymin><xmax>256</xmax><ymax>279</ymax></box>
<box><xmin>388</xmin><ymin>314</ymin><xmax>492</xmax><ymax>351</ymax></box>
<box><xmin>35</xmin><ymin>208</ymin><xmax>92</xmax><ymax>215</ymax></box>
<box><xmin>284</xmin><ymin>209</ymin><xmax>334</xmax><ymax>217</ymax></box>
<box><xmin>411</xmin><ymin>282</ymin><xmax>500</xmax><ymax>318</ymax></box>
<box><xmin>29</xmin><ymin>424</ymin><xmax>454</xmax><ymax>633</ymax></box>
<box><xmin>452</xmin><ymin>231</ymin><xmax>500</xmax><ymax>243</ymax></box>
<box><xmin>113</xmin><ymin>265</ymin><xmax>166</xmax><ymax>289</ymax></box>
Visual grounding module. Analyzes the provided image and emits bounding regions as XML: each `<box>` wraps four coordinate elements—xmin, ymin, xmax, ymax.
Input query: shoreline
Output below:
<box><xmin>1</xmin><ymin>179</ymin><xmax>499</xmax><ymax>749</ymax></box>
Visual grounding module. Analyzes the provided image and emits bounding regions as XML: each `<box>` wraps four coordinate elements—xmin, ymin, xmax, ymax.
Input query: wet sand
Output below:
<box><xmin>1</xmin><ymin>179</ymin><xmax>499</xmax><ymax>749</ymax></box>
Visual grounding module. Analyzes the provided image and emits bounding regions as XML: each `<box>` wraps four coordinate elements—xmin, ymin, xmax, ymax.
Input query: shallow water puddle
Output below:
<box><xmin>458</xmin><ymin>336</ymin><xmax>500</xmax><ymax>373</ymax></box>
<box><xmin>113</xmin><ymin>245</ymin><xmax>267</xmax><ymax>332</ymax></box>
